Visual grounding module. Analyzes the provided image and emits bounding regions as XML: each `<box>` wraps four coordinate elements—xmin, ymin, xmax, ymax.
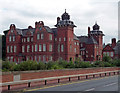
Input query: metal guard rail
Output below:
<box><xmin>0</xmin><ymin>70</ymin><xmax>119</xmax><ymax>90</ymax></box>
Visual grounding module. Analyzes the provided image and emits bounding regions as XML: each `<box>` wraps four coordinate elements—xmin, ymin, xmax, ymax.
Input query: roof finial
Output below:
<box><xmin>95</xmin><ymin>21</ymin><xmax>97</xmax><ymax>24</ymax></box>
<box><xmin>65</xmin><ymin>9</ymin><xmax>66</xmax><ymax>13</ymax></box>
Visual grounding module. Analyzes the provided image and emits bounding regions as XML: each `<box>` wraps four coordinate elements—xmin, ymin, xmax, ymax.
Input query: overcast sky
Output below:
<box><xmin>0</xmin><ymin>0</ymin><xmax>119</xmax><ymax>44</ymax></box>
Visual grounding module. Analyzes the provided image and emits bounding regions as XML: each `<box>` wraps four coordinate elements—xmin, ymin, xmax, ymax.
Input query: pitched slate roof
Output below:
<box><xmin>87</xmin><ymin>36</ymin><xmax>98</xmax><ymax>44</ymax></box>
<box><xmin>77</xmin><ymin>36</ymin><xmax>97</xmax><ymax>44</ymax></box>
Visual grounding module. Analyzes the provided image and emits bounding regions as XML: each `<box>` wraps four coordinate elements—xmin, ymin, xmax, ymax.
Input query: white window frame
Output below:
<box><xmin>22</xmin><ymin>46</ymin><xmax>25</xmax><ymax>53</ymax></box>
<box><xmin>27</xmin><ymin>45</ymin><xmax>30</xmax><ymax>52</ymax></box>
<box><xmin>49</xmin><ymin>34</ymin><xmax>52</xmax><ymax>40</ymax></box>
<box><xmin>37</xmin><ymin>34</ymin><xmax>40</xmax><ymax>40</ymax></box>
<box><xmin>14</xmin><ymin>46</ymin><xmax>16</xmax><ymax>53</ymax></box>
<box><xmin>9</xmin><ymin>36</ymin><xmax>11</xmax><ymax>42</ymax></box>
<box><xmin>61</xmin><ymin>44</ymin><xmax>64</xmax><ymax>52</ymax></box>
<box><xmin>43</xmin><ymin>44</ymin><xmax>46</xmax><ymax>51</ymax></box>
<box><xmin>41</xmin><ymin>33</ymin><xmax>44</xmax><ymax>39</ymax></box>
<box><xmin>35</xmin><ymin>44</ymin><xmax>37</xmax><ymax>52</ymax></box>
<box><xmin>13</xmin><ymin>36</ymin><xmax>15</xmax><ymax>41</ymax></box>
<box><xmin>49</xmin><ymin>44</ymin><xmax>52</xmax><ymax>52</ymax></box>
<box><xmin>39</xmin><ymin>44</ymin><xmax>42</xmax><ymax>51</ymax></box>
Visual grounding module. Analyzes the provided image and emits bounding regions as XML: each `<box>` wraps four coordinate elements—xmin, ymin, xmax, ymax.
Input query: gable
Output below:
<box><xmin>103</xmin><ymin>45</ymin><xmax>114</xmax><ymax>51</ymax></box>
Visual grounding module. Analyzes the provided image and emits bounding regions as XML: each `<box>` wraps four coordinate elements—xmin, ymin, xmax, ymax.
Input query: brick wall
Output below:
<box><xmin>1</xmin><ymin>67</ymin><xmax>119</xmax><ymax>83</ymax></box>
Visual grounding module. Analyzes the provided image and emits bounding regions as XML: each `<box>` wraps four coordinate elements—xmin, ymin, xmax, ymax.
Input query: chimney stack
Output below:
<box><xmin>57</xmin><ymin>17</ymin><xmax>60</xmax><ymax>23</ymax></box>
<box><xmin>112</xmin><ymin>38</ymin><xmax>116</xmax><ymax>48</ymax></box>
<box><xmin>88</xmin><ymin>27</ymin><xmax>90</xmax><ymax>38</ymax></box>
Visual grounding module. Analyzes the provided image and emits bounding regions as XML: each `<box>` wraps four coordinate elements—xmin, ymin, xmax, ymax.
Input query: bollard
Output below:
<box><xmin>58</xmin><ymin>79</ymin><xmax>60</xmax><ymax>83</ymax></box>
<box><xmin>28</xmin><ymin>82</ymin><xmax>31</xmax><ymax>87</ymax></box>
<box><xmin>45</xmin><ymin>80</ymin><xmax>47</xmax><ymax>85</ymax></box>
<box><xmin>8</xmin><ymin>85</ymin><xmax>10</xmax><ymax>90</ymax></box>
<box><xmin>69</xmin><ymin>77</ymin><xmax>71</xmax><ymax>81</ymax></box>
<box><xmin>114</xmin><ymin>72</ymin><xmax>115</xmax><ymax>75</ymax></box>
<box><xmin>86</xmin><ymin>75</ymin><xmax>88</xmax><ymax>79</ymax></box>
<box><xmin>78</xmin><ymin>76</ymin><xmax>80</xmax><ymax>80</ymax></box>
<box><xmin>105</xmin><ymin>73</ymin><xmax>106</xmax><ymax>76</ymax></box>
<box><xmin>109</xmin><ymin>73</ymin><xmax>111</xmax><ymax>76</ymax></box>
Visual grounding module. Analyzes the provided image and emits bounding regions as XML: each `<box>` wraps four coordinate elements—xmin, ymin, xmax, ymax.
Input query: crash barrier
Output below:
<box><xmin>0</xmin><ymin>70</ymin><xmax>119</xmax><ymax>90</ymax></box>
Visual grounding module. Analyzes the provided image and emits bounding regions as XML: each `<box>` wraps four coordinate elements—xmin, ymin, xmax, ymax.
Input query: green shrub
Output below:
<box><xmin>102</xmin><ymin>55</ymin><xmax>112</xmax><ymax>62</ymax></box>
<box><xmin>37</xmin><ymin>62</ymin><xmax>46</xmax><ymax>70</ymax></box>
<box><xmin>66</xmin><ymin>61</ymin><xmax>75</xmax><ymax>68</ymax></box>
<box><xmin>58</xmin><ymin>60</ymin><xmax>68</xmax><ymax>68</ymax></box>
<box><xmin>19</xmin><ymin>60</ymin><xmax>38</xmax><ymax>71</ymax></box>
<box><xmin>79</xmin><ymin>62</ymin><xmax>91</xmax><ymax>68</ymax></box>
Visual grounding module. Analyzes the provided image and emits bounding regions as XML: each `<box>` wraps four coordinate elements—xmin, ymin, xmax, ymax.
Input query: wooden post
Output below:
<box><xmin>8</xmin><ymin>85</ymin><xmax>10</xmax><ymax>90</ymax></box>
<box><xmin>45</xmin><ymin>80</ymin><xmax>47</xmax><ymax>85</ymax></box>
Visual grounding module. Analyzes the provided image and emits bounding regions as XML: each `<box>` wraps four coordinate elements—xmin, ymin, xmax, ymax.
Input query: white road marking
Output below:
<box><xmin>85</xmin><ymin>88</ymin><xmax>95</xmax><ymax>91</ymax></box>
<box><xmin>104</xmin><ymin>82</ymin><xmax>117</xmax><ymax>87</ymax></box>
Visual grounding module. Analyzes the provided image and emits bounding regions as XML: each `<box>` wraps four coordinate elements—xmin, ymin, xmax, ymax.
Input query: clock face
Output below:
<box><xmin>40</xmin><ymin>27</ymin><xmax>42</xmax><ymax>30</ymax></box>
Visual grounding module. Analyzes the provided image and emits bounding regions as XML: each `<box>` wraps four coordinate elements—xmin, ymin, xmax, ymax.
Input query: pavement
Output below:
<box><xmin>23</xmin><ymin>75</ymin><xmax>119</xmax><ymax>92</ymax></box>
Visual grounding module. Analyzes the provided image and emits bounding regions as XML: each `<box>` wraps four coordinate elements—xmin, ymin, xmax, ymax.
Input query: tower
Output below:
<box><xmin>89</xmin><ymin>22</ymin><xmax>105</xmax><ymax>60</ymax></box>
<box><xmin>54</xmin><ymin>10</ymin><xmax>78</xmax><ymax>61</ymax></box>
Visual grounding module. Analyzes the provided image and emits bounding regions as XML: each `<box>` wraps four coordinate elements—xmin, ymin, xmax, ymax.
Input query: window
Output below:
<box><xmin>39</xmin><ymin>55</ymin><xmax>41</xmax><ymax>62</ymax></box>
<box><xmin>64</xmin><ymin>37</ymin><xmax>66</xmax><ymax>41</ymax></box>
<box><xmin>27</xmin><ymin>37</ymin><xmax>30</xmax><ymax>42</ymax></box>
<box><xmin>91</xmin><ymin>55</ymin><xmax>93</xmax><ymax>57</ymax></box>
<box><xmin>75</xmin><ymin>48</ymin><xmax>76</xmax><ymax>53</ymax></box>
<box><xmin>43</xmin><ymin>44</ymin><xmax>46</xmax><ymax>51</ymax></box>
<box><xmin>13</xmin><ymin>36</ymin><xmax>15</xmax><ymax>41</ymax></box>
<box><xmin>107</xmin><ymin>52</ymin><xmax>109</xmax><ymax>56</ymax></box>
<box><xmin>22</xmin><ymin>46</ymin><xmax>25</xmax><ymax>53</ymax></box>
<box><xmin>27</xmin><ymin>45</ymin><xmax>30</xmax><ymax>52</ymax></box>
<box><xmin>49</xmin><ymin>44</ymin><xmax>52</xmax><ymax>52</ymax></box>
<box><xmin>58</xmin><ymin>44</ymin><xmax>60</xmax><ymax>52</ymax></box>
<box><xmin>61</xmin><ymin>45</ymin><xmax>64</xmax><ymax>52</ymax></box>
<box><xmin>31</xmin><ymin>37</ymin><xmax>33</xmax><ymax>42</ymax></box>
<box><xmin>81</xmin><ymin>51</ymin><xmax>82</xmax><ymax>55</ymax></box>
<box><xmin>49</xmin><ymin>34</ymin><xmax>52</xmax><ymax>40</ymax></box>
<box><xmin>35</xmin><ymin>56</ymin><xmax>37</xmax><ymax>61</ymax></box>
<box><xmin>32</xmin><ymin>45</ymin><xmax>34</xmax><ymax>52</ymax></box>
<box><xmin>41</xmin><ymin>33</ymin><xmax>44</xmax><ymax>39</ymax></box>
<box><xmin>59</xmin><ymin>38</ymin><xmax>61</xmax><ymax>41</ymax></box>
<box><xmin>86</xmin><ymin>55</ymin><xmax>88</xmax><ymax>57</ymax></box>
<box><xmin>7</xmin><ymin>57</ymin><xmax>9</xmax><ymax>60</ymax></box>
<box><xmin>37</xmin><ymin>34</ymin><xmax>40</xmax><ymax>40</ymax></box>
<box><xmin>77</xmin><ymin>42</ymin><xmax>79</xmax><ymax>46</ymax></box>
<box><xmin>69</xmin><ymin>38</ymin><xmax>70</xmax><ymax>41</ymax></box>
<box><xmin>81</xmin><ymin>43</ymin><xmax>83</xmax><ymax>47</ymax></box>
<box><xmin>9</xmin><ymin>36</ymin><xmax>11</xmax><ymax>42</ymax></box>
<box><xmin>43</xmin><ymin>55</ymin><xmax>46</xmax><ymax>62</ymax></box>
<box><xmin>24</xmin><ymin>38</ymin><xmax>26</xmax><ymax>42</ymax></box>
<box><xmin>11</xmin><ymin>46</ymin><xmax>13</xmax><ymax>53</ymax></box>
<box><xmin>22</xmin><ymin>39</ymin><xmax>24</xmax><ymax>42</ymax></box>
<box><xmin>55</xmin><ymin>38</ymin><xmax>57</xmax><ymax>41</ymax></box>
<box><xmin>103</xmin><ymin>52</ymin><xmax>106</xmax><ymax>55</ymax></box>
<box><xmin>7</xmin><ymin>46</ymin><xmax>9</xmax><ymax>53</ymax></box>
<box><xmin>11</xmin><ymin>30</ymin><xmax>13</xmax><ymax>33</ymax></box>
<box><xmin>49</xmin><ymin>56</ymin><xmax>52</xmax><ymax>61</ymax></box>
<box><xmin>111</xmin><ymin>52</ymin><xmax>113</xmax><ymax>57</ymax></box>
<box><xmin>14</xmin><ymin>46</ymin><xmax>16</xmax><ymax>53</ymax></box>
<box><xmin>39</xmin><ymin>44</ymin><xmax>42</xmax><ymax>51</ymax></box>
<box><xmin>74</xmin><ymin>42</ymin><xmax>76</xmax><ymax>45</ymax></box>
<box><xmin>11</xmin><ymin>56</ymin><xmax>13</xmax><ymax>62</ymax></box>
<box><xmin>35</xmin><ymin>44</ymin><xmax>37</xmax><ymax>52</ymax></box>
<box><xmin>86</xmin><ymin>51</ymin><xmax>88</xmax><ymax>53</ymax></box>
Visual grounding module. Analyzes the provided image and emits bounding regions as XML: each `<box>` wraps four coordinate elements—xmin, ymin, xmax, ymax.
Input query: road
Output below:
<box><xmin>25</xmin><ymin>75</ymin><xmax>119</xmax><ymax>92</ymax></box>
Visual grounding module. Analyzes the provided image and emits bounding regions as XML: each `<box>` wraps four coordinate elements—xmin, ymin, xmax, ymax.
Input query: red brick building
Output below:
<box><xmin>102</xmin><ymin>38</ymin><xmax>120</xmax><ymax>59</ymax></box>
<box><xmin>5</xmin><ymin>11</ymin><xmax>79</xmax><ymax>63</ymax></box>
<box><xmin>4</xmin><ymin>11</ymin><xmax>105</xmax><ymax>63</ymax></box>
<box><xmin>77</xmin><ymin>23</ymin><xmax>104</xmax><ymax>61</ymax></box>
